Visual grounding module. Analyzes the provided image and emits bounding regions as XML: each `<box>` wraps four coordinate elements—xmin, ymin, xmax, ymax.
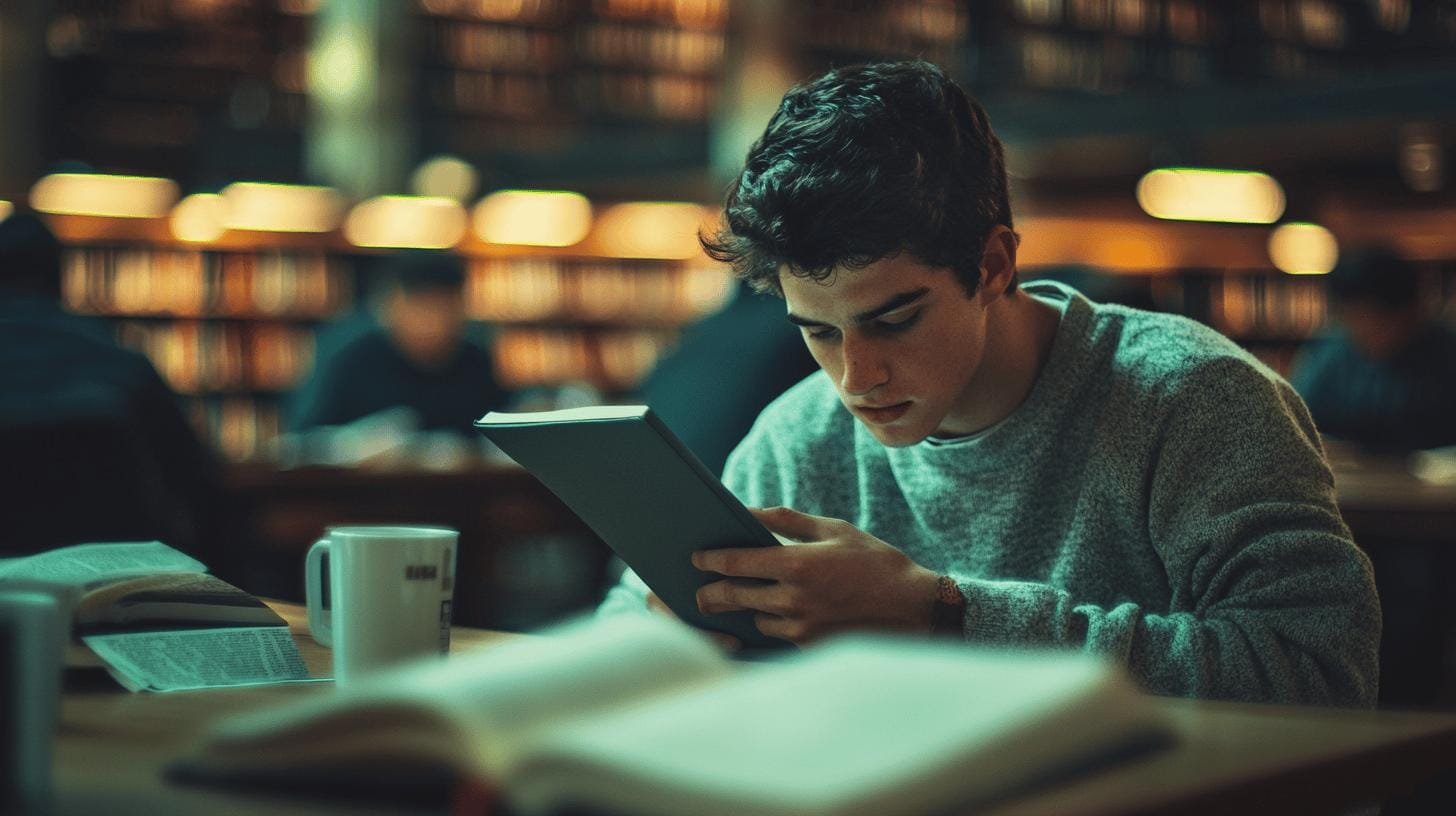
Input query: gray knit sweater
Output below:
<box><xmin>602</xmin><ymin>281</ymin><xmax>1380</xmax><ymax>707</ymax></box>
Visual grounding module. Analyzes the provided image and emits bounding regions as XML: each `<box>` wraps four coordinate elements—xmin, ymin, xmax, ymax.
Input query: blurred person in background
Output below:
<box><xmin>0</xmin><ymin>211</ymin><xmax>104</xmax><ymax>336</ymax></box>
<box><xmin>291</xmin><ymin>250</ymin><xmax>509</xmax><ymax>442</ymax></box>
<box><xmin>1291</xmin><ymin>246</ymin><xmax>1456</xmax><ymax>452</ymax></box>
<box><xmin>602</xmin><ymin>59</ymin><xmax>1379</xmax><ymax>708</ymax></box>
<box><xmin>0</xmin><ymin>212</ymin><xmax>247</xmax><ymax>586</ymax></box>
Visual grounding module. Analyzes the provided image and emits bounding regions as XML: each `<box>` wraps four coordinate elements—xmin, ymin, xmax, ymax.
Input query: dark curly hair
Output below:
<box><xmin>702</xmin><ymin>60</ymin><xmax>1015</xmax><ymax>298</ymax></box>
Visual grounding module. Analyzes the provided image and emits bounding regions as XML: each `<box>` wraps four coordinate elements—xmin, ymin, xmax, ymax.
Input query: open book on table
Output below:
<box><xmin>0</xmin><ymin>541</ymin><xmax>308</xmax><ymax>691</ymax></box>
<box><xmin>172</xmin><ymin>614</ymin><xmax>1173</xmax><ymax>816</ymax></box>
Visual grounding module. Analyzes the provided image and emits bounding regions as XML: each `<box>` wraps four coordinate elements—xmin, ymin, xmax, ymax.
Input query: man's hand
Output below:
<box><xmin>692</xmin><ymin>506</ymin><xmax>942</xmax><ymax>646</ymax></box>
<box><xmin>644</xmin><ymin>591</ymin><xmax>742</xmax><ymax>652</ymax></box>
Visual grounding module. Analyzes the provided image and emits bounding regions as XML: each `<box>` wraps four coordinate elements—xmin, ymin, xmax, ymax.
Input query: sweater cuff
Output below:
<box><xmin>957</xmin><ymin>576</ymin><xmax>1077</xmax><ymax>647</ymax></box>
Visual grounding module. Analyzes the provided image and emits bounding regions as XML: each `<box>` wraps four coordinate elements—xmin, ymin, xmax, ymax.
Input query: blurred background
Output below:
<box><xmin>1</xmin><ymin>0</ymin><xmax>1455</xmax><ymax>699</ymax></box>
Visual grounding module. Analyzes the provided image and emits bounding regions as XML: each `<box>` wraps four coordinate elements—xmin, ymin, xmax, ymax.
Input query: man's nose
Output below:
<box><xmin>839</xmin><ymin>334</ymin><xmax>889</xmax><ymax>396</ymax></box>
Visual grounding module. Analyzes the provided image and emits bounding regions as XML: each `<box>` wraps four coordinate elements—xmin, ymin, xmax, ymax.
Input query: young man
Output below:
<box><xmin>600</xmin><ymin>60</ymin><xmax>1379</xmax><ymax>707</ymax></box>
<box><xmin>292</xmin><ymin>250</ymin><xmax>509</xmax><ymax>437</ymax></box>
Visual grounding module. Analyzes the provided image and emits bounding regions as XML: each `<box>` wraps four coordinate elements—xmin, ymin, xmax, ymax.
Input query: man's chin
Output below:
<box><xmin>860</xmin><ymin>421</ymin><xmax>926</xmax><ymax>448</ymax></box>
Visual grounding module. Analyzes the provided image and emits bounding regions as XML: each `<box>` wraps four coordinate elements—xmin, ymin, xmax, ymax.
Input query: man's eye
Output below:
<box><xmin>806</xmin><ymin>327</ymin><xmax>839</xmax><ymax>341</ymax></box>
<box><xmin>876</xmin><ymin>310</ymin><xmax>921</xmax><ymax>332</ymax></box>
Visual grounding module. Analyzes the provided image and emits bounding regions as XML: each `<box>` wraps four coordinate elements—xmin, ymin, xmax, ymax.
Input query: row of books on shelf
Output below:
<box><xmin>1012</xmin><ymin>0</ymin><xmax>1452</xmax><ymax>54</ymax></box>
<box><xmin>1209</xmin><ymin>276</ymin><xmax>1328</xmax><ymax>339</ymax></box>
<box><xmin>64</xmin><ymin>250</ymin><xmax>353</xmax><ymax>320</ymax></box>
<box><xmin>62</xmin><ymin>249</ymin><xmax>352</xmax><ymax>319</ymax></box>
<box><xmin>427</xmin><ymin>18</ymin><xmax>565</xmax><ymax>71</ymax></box>
<box><xmin>465</xmin><ymin>260</ymin><xmax>733</xmax><ymax>324</ymax></box>
<box><xmin>1014</xmin><ymin>31</ymin><xmax>1206</xmax><ymax>90</ymax></box>
<box><xmin>417</xmin><ymin>0</ymin><xmax>728</xmax><ymax>28</ymax></box>
<box><xmin>116</xmin><ymin>321</ymin><xmax>314</xmax><ymax>395</ymax></box>
<box><xmin>494</xmin><ymin>328</ymin><xmax>675</xmax><ymax>390</ymax></box>
<box><xmin>1012</xmin><ymin>0</ymin><xmax>1217</xmax><ymax>43</ymax></box>
<box><xmin>433</xmin><ymin>69</ymin><xmax>717</xmax><ymax>119</ymax></box>
<box><xmin>801</xmin><ymin>8</ymin><xmax>961</xmax><ymax>64</ymax></box>
<box><xmin>425</xmin><ymin>18</ymin><xmax>724</xmax><ymax>74</ymax></box>
<box><xmin>579</xmin><ymin>21</ymin><xmax>726</xmax><ymax>72</ymax></box>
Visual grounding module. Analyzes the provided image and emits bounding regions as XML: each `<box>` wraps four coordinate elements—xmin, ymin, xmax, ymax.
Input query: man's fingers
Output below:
<box><xmin>691</xmin><ymin>544</ymin><xmax>801</xmax><ymax>579</ymax></box>
<box><xmin>696</xmin><ymin>579</ymin><xmax>793</xmax><ymax>615</ymax></box>
<box><xmin>754</xmin><ymin>612</ymin><xmax>808</xmax><ymax>645</ymax></box>
<box><xmin>705</xmin><ymin>631</ymin><xmax>741</xmax><ymax>652</ymax></box>
<box><xmin>649</xmin><ymin>591</ymin><xmax>738</xmax><ymax>651</ymax></box>
<box><xmin>748</xmin><ymin>506</ymin><xmax>837</xmax><ymax>541</ymax></box>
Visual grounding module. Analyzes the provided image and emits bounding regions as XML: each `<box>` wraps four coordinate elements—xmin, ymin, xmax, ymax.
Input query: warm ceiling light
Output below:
<box><xmin>0</xmin><ymin>200</ymin><xmax>12</xmax><ymax>223</ymax></box>
<box><xmin>1268</xmin><ymin>222</ymin><xmax>1338</xmax><ymax>275</ymax></box>
<box><xmin>170</xmin><ymin>194</ymin><xmax>227</xmax><ymax>243</ymax></box>
<box><xmin>594</xmin><ymin>202</ymin><xmax>712</xmax><ymax>259</ymax></box>
<box><xmin>1136</xmin><ymin>168</ymin><xmax>1286</xmax><ymax>224</ymax></box>
<box><xmin>344</xmin><ymin>196</ymin><xmax>467</xmax><ymax>249</ymax></box>
<box><xmin>411</xmin><ymin>155</ymin><xmax>479</xmax><ymax>203</ymax></box>
<box><xmin>473</xmin><ymin>190</ymin><xmax>591</xmax><ymax>247</ymax></box>
<box><xmin>221</xmin><ymin>182</ymin><xmax>344</xmax><ymax>233</ymax></box>
<box><xmin>30</xmin><ymin>173</ymin><xmax>179</xmax><ymax>218</ymax></box>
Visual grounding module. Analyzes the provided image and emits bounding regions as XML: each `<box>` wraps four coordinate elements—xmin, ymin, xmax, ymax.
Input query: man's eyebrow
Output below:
<box><xmin>786</xmin><ymin>287</ymin><xmax>930</xmax><ymax>327</ymax></box>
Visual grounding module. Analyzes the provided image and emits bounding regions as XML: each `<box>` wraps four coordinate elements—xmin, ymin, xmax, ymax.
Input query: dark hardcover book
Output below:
<box><xmin>476</xmin><ymin>405</ymin><xmax>786</xmax><ymax>649</ymax></box>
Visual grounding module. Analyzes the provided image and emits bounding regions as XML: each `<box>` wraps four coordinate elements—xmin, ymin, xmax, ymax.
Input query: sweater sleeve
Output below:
<box><xmin>957</xmin><ymin>357</ymin><xmax>1381</xmax><ymax>707</ymax></box>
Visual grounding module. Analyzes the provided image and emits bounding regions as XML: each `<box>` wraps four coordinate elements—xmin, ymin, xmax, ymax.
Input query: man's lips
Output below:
<box><xmin>855</xmin><ymin>401</ymin><xmax>912</xmax><ymax>424</ymax></box>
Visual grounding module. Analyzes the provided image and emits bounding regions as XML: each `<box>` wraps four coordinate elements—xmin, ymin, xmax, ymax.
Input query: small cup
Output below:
<box><xmin>305</xmin><ymin>525</ymin><xmax>458</xmax><ymax>686</ymax></box>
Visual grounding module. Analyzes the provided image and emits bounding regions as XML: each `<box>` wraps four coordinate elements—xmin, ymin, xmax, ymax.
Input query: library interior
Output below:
<box><xmin>3</xmin><ymin>1</ymin><xmax>1456</xmax><ymax>815</ymax></box>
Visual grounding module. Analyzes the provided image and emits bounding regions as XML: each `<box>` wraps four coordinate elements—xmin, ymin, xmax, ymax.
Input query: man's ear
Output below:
<box><xmin>978</xmin><ymin>225</ymin><xmax>1019</xmax><ymax>302</ymax></box>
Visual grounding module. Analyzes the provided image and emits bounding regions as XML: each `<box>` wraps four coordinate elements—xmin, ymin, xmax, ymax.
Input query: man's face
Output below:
<box><xmin>387</xmin><ymin>287</ymin><xmax>466</xmax><ymax>370</ymax></box>
<box><xmin>781</xmin><ymin>254</ymin><xmax>994</xmax><ymax>447</ymax></box>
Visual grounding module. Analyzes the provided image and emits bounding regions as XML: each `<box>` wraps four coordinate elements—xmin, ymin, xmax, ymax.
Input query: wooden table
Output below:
<box><xmin>50</xmin><ymin>603</ymin><xmax>1456</xmax><ymax>815</ymax></box>
<box><xmin>1331</xmin><ymin>452</ymin><xmax>1456</xmax><ymax>543</ymax></box>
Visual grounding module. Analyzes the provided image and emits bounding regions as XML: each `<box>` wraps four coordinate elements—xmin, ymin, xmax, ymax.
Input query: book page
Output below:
<box><xmin>0</xmin><ymin>541</ymin><xmax>205</xmax><ymax>586</ymax></box>
<box><xmin>514</xmin><ymin>639</ymin><xmax>1169</xmax><ymax>816</ymax></box>
<box><xmin>205</xmin><ymin>614</ymin><xmax>731</xmax><ymax>778</ymax></box>
<box><xmin>75</xmin><ymin>573</ymin><xmax>284</xmax><ymax>630</ymax></box>
<box><xmin>82</xmin><ymin>626</ymin><xmax>313</xmax><ymax>692</ymax></box>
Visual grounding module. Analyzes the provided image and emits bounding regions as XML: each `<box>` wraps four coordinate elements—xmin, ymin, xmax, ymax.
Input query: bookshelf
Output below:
<box><xmin>47</xmin><ymin>212</ymin><xmax>733</xmax><ymax>462</ymax></box>
<box><xmin>44</xmin><ymin>0</ymin><xmax>308</xmax><ymax>186</ymax></box>
<box><xmin>414</xmin><ymin>0</ymin><xmax>730</xmax><ymax>169</ymax></box>
<box><xmin>27</xmin><ymin>0</ymin><xmax>1456</xmax><ymax>456</ymax></box>
<box><xmin>467</xmin><ymin>256</ymin><xmax>732</xmax><ymax>390</ymax></box>
<box><xmin>57</xmin><ymin>240</ymin><xmax>353</xmax><ymax>462</ymax></box>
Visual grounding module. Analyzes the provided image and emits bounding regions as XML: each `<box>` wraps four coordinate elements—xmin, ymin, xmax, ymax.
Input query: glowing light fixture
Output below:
<box><xmin>221</xmin><ymin>182</ymin><xmax>344</xmax><ymax>233</ymax></box>
<box><xmin>170</xmin><ymin>193</ymin><xmax>227</xmax><ymax>243</ymax></box>
<box><xmin>344</xmin><ymin>196</ymin><xmax>467</xmax><ymax>249</ymax></box>
<box><xmin>0</xmin><ymin>200</ymin><xmax>12</xmax><ymax>223</ymax></box>
<box><xmin>473</xmin><ymin>190</ymin><xmax>591</xmax><ymax>247</ymax></box>
<box><xmin>411</xmin><ymin>155</ymin><xmax>479</xmax><ymax>202</ymax></box>
<box><xmin>309</xmin><ymin>27</ymin><xmax>368</xmax><ymax>105</ymax></box>
<box><xmin>1268</xmin><ymin>222</ymin><xmax>1338</xmax><ymax>275</ymax></box>
<box><xmin>30</xmin><ymin>173</ymin><xmax>179</xmax><ymax>218</ymax></box>
<box><xmin>594</xmin><ymin>202</ymin><xmax>712</xmax><ymax>259</ymax></box>
<box><xmin>1136</xmin><ymin>168</ymin><xmax>1285</xmax><ymax>224</ymax></box>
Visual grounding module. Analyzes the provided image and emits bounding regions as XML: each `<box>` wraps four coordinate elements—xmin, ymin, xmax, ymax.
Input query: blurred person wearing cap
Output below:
<box><xmin>599</xmin><ymin>59</ymin><xmax>1378</xmax><ymax>708</ymax></box>
<box><xmin>291</xmin><ymin>250</ymin><xmax>509</xmax><ymax>439</ymax></box>
<box><xmin>1291</xmin><ymin>246</ymin><xmax>1456</xmax><ymax>452</ymax></box>
<box><xmin>0</xmin><ymin>212</ymin><xmax>244</xmax><ymax>584</ymax></box>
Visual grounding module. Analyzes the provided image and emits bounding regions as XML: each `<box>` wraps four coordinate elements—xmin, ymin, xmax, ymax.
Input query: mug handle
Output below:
<box><xmin>305</xmin><ymin>537</ymin><xmax>332</xmax><ymax>647</ymax></box>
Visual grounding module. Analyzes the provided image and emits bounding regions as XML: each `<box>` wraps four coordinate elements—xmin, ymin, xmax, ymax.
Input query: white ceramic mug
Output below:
<box><xmin>305</xmin><ymin>525</ymin><xmax>458</xmax><ymax>685</ymax></box>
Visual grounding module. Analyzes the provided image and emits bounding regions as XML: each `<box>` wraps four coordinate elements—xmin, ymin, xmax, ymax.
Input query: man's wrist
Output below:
<box><xmin>929</xmin><ymin>574</ymin><xmax>966</xmax><ymax>637</ymax></box>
